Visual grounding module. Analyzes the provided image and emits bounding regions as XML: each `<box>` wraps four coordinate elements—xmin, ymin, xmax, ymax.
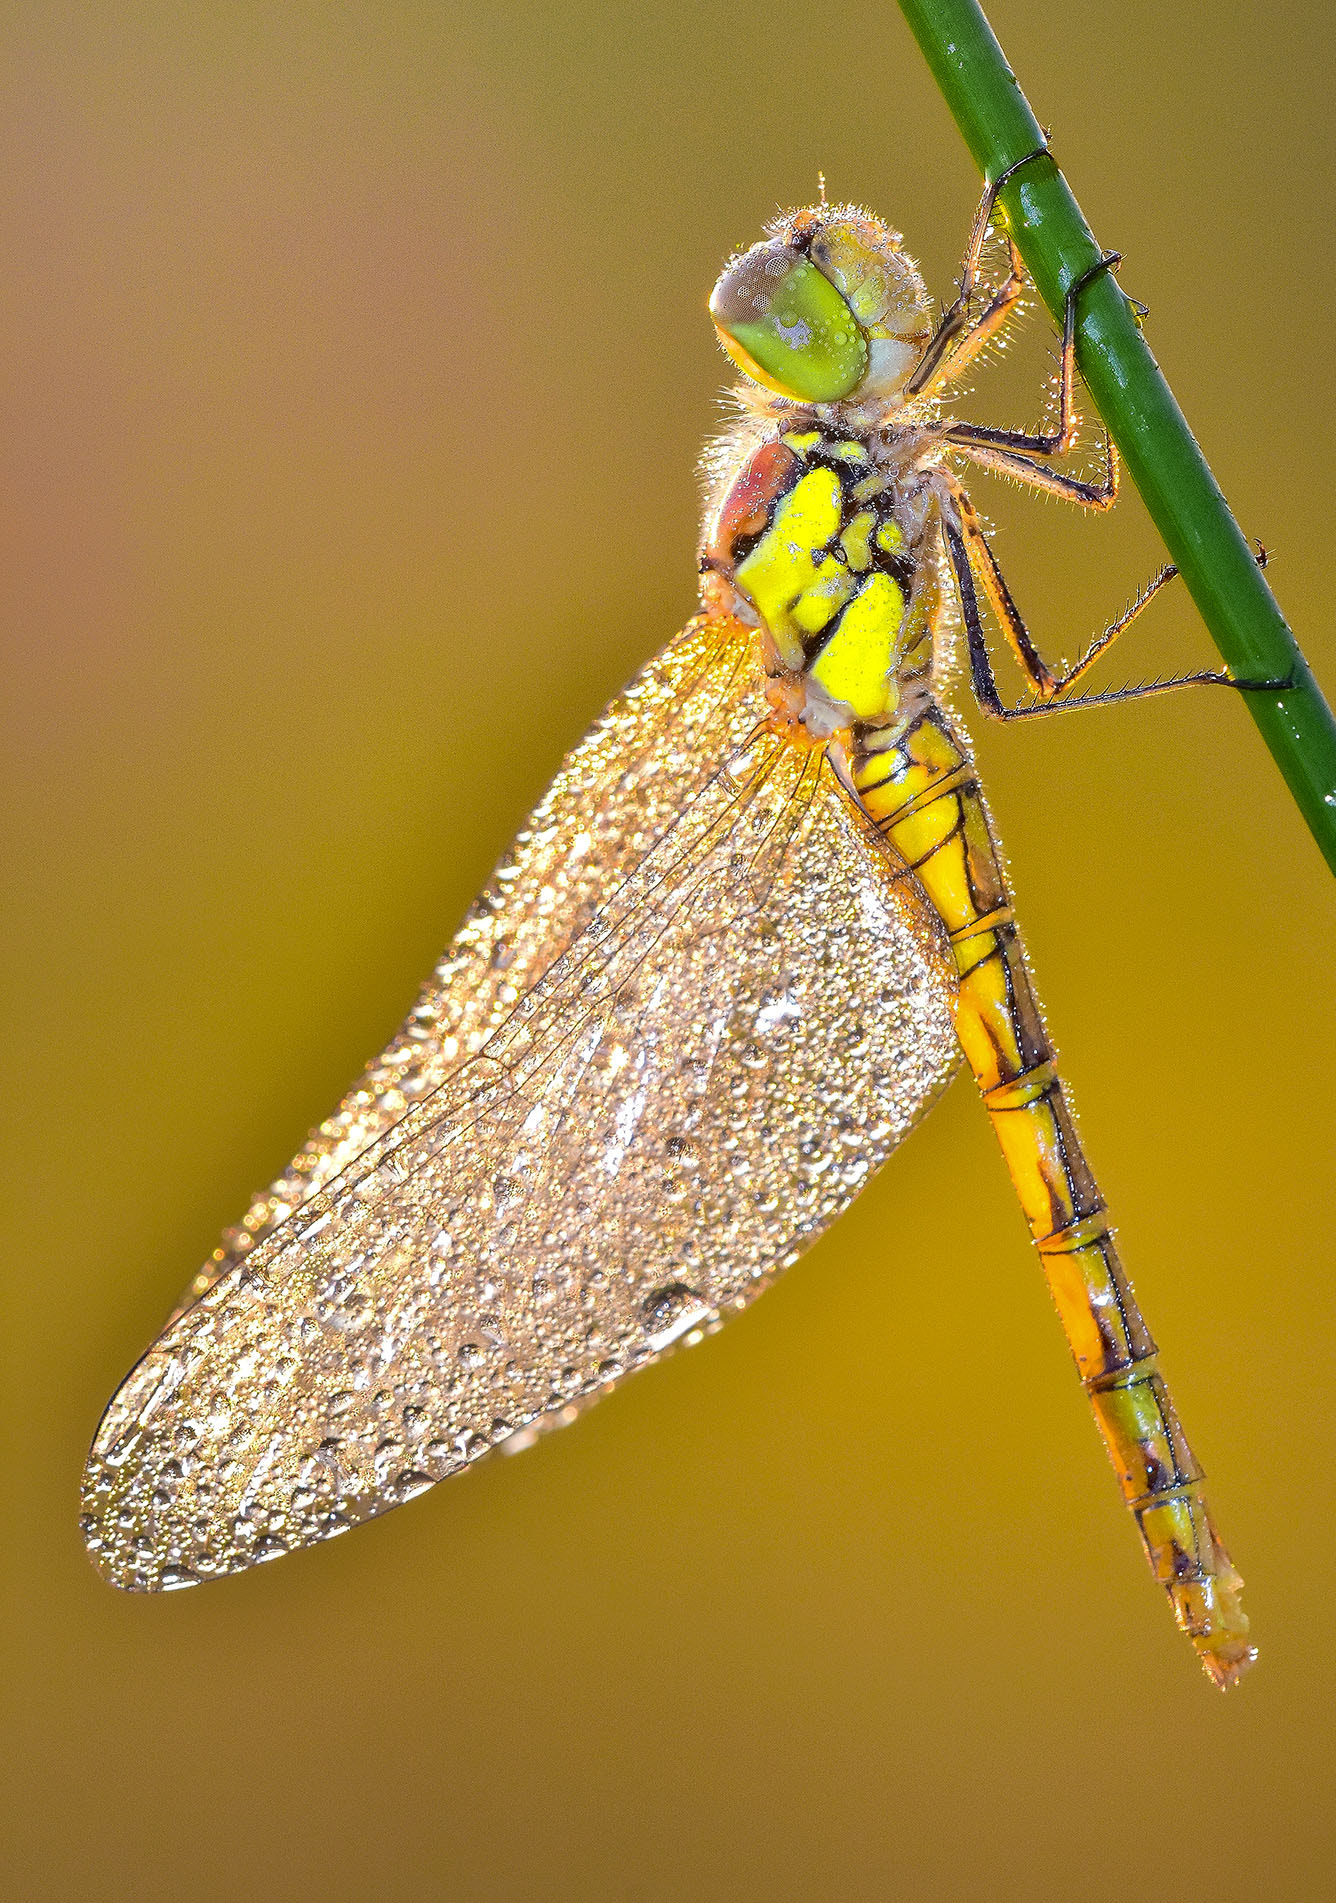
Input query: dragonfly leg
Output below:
<box><xmin>943</xmin><ymin>501</ymin><xmax>1290</xmax><ymax>717</ymax></box>
<box><xmin>850</xmin><ymin>709</ymin><xmax>1255</xmax><ymax>1686</ymax></box>
<box><xmin>939</xmin><ymin>251</ymin><xmax>1127</xmax><ymax>460</ymax></box>
<box><xmin>907</xmin><ymin>148</ymin><xmax>1051</xmax><ymax>399</ymax></box>
<box><xmin>943</xmin><ymin>430</ymin><xmax>1118</xmax><ymax>510</ymax></box>
<box><xmin>912</xmin><ymin>242</ymin><xmax>1027</xmax><ymax>397</ymax></box>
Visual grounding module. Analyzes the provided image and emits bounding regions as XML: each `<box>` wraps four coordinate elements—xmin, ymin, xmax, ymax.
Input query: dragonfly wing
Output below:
<box><xmin>174</xmin><ymin>614</ymin><xmax>795</xmax><ymax>1312</ymax></box>
<box><xmin>83</xmin><ymin>616</ymin><xmax>961</xmax><ymax>1589</ymax></box>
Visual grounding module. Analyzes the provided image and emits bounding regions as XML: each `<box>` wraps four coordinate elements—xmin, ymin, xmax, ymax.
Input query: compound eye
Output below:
<box><xmin>710</xmin><ymin>239</ymin><xmax>869</xmax><ymax>403</ymax></box>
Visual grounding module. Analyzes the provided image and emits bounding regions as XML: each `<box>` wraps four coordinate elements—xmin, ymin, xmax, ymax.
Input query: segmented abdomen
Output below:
<box><xmin>850</xmin><ymin>707</ymin><xmax>1254</xmax><ymax>1685</ymax></box>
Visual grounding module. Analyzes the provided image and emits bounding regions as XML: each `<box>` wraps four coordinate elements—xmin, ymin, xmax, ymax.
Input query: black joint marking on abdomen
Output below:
<box><xmin>872</xmin><ymin>763</ymin><xmax>978</xmax><ymax>826</ymax></box>
<box><xmin>856</xmin><ymin>758</ymin><xmax>901</xmax><ymax>797</ymax></box>
<box><xmin>1031</xmin><ymin>1203</ymin><xmax>1112</xmax><ymax>1251</ymax></box>
<box><xmin>1128</xmin><ymin>1477</ymin><xmax>1202</xmax><ymax>1516</ymax></box>
<box><xmin>982</xmin><ymin>1056</ymin><xmax>1060</xmax><ymax>1112</ymax></box>
<box><xmin>902</xmin><ymin>805</ymin><xmax>966</xmax><ymax>873</ymax></box>
<box><xmin>1084</xmin><ymin>1351</ymin><xmax>1161</xmax><ymax>1395</ymax></box>
<box><xmin>953</xmin><ymin>930</ymin><xmax>1013</xmax><ymax>982</ymax></box>
<box><xmin>948</xmin><ymin>902</ymin><xmax>1014</xmax><ymax>946</ymax></box>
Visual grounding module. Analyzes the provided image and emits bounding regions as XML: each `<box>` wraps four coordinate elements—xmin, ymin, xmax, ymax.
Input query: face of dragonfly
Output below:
<box><xmin>709</xmin><ymin>207</ymin><xmax>933</xmax><ymax>406</ymax></box>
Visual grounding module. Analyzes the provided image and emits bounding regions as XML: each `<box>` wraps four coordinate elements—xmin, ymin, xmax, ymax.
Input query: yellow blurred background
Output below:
<box><xmin>6</xmin><ymin>2</ymin><xmax>1335</xmax><ymax>1895</ymax></box>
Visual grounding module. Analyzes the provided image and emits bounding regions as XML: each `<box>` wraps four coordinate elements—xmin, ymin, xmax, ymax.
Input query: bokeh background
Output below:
<box><xmin>6</xmin><ymin>2</ymin><xmax>1336</xmax><ymax>1896</ymax></box>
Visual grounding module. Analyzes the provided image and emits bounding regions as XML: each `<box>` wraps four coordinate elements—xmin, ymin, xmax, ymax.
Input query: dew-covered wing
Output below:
<box><xmin>82</xmin><ymin>617</ymin><xmax>960</xmax><ymax>1590</ymax></box>
<box><xmin>170</xmin><ymin>615</ymin><xmax>778</xmax><ymax>1315</ymax></box>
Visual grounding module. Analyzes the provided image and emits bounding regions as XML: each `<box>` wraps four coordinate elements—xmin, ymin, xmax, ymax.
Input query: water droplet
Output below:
<box><xmin>665</xmin><ymin>1134</ymin><xmax>699</xmax><ymax>1168</ymax></box>
<box><xmin>393</xmin><ymin>1470</ymin><xmax>434</xmax><ymax>1502</ymax></box>
<box><xmin>378</xmin><ymin>1150</ymin><xmax>410</xmax><ymax>1189</ymax></box>
<box><xmin>103</xmin><ymin>1429</ymin><xmax>142</xmax><ymax>1469</ymax></box>
<box><xmin>339</xmin><ymin>1292</ymin><xmax>371</xmax><ymax>1331</ymax></box>
<box><xmin>642</xmin><ymin>1283</ymin><xmax>711</xmax><ymax>1350</ymax></box>
<box><xmin>159</xmin><ymin>1565</ymin><xmax>201</xmax><ymax>1591</ymax></box>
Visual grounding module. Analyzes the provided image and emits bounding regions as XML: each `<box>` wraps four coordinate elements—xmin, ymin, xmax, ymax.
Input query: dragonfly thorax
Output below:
<box><xmin>700</xmin><ymin>418</ymin><xmax>941</xmax><ymax>737</ymax></box>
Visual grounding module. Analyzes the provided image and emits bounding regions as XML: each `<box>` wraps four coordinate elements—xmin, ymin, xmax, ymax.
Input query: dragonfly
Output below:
<box><xmin>83</xmin><ymin>162</ymin><xmax>1267</xmax><ymax>1686</ymax></box>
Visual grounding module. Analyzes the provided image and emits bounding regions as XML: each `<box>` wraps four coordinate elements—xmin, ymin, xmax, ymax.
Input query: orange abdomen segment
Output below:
<box><xmin>850</xmin><ymin>708</ymin><xmax>1255</xmax><ymax>1687</ymax></box>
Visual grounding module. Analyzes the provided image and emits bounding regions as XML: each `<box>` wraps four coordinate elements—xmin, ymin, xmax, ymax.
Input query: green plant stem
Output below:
<box><xmin>899</xmin><ymin>0</ymin><xmax>1336</xmax><ymax>875</ymax></box>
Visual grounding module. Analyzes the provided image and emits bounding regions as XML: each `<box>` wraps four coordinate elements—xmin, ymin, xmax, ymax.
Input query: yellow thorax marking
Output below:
<box><xmin>732</xmin><ymin>457</ymin><xmax>912</xmax><ymax>718</ymax></box>
<box><xmin>777</xmin><ymin>431</ymin><xmax>867</xmax><ymax>466</ymax></box>
<box><xmin>733</xmin><ymin>467</ymin><xmax>854</xmax><ymax>669</ymax></box>
<box><xmin>839</xmin><ymin>510</ymin><xmax>876</xmax><ymax>573</ymax></box>
<box><xmin>809</xmin><ymin>571</ymin><xmax>905</xmax><ymax>720</ymax></box>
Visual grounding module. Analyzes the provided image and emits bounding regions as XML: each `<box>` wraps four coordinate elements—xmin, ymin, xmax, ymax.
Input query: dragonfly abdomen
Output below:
<box><xmin>850</xmin><ymin>710</ymin><xmax>1255</xmax><ymax>1685</ymax></box>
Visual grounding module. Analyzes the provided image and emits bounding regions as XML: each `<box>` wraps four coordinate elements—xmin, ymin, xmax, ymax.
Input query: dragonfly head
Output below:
<box><xmin>709</xmin><ymin>206</ymin><xmax>932</xmax><ymax>407</ymax></box>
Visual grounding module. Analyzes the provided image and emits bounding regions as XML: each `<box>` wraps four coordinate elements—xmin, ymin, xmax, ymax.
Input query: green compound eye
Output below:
<box><xmin>710</xmin><ymin>242</ymin><xmax>869</xmax><ymax>403</ymax></box>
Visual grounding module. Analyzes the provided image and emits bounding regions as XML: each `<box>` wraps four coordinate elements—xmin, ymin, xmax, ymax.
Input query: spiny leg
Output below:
<box><xmin>943</xmin><ymin>507</ymin><xmax>1289</xmax><ymax>719</ymax></box>
<box><xmin>961</xmin><ymin>491</ymin><xmax>1171</xmax><ymax>697</ymax></box>
<box><xmin>966</xmin><ymin>514</ymin><xmax>1265</xmax><ymax>703</ymax></box>
<box><xmin>911</xmin><ymin>236</ymin><xmax>1029</xmax><ymax>399</ymax></box>
<box><xmin>923</xmin><ymin>250</ymin><xmax>1028</xmax><ymax>395</ymax></box>
<box><xmin>941</xmin><ymin>250</ymin><xmax>1128</xmax><ymax>461</ymax></box>
<box><xmin>946</xmin><ymin>431</ymin><xmax>1119</xmax><ymax>511</ymax></box>
<box><xmin>907</xmin><ymin>148</ymin><xmax>1050</xmax><ymax>399</ymax></box>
